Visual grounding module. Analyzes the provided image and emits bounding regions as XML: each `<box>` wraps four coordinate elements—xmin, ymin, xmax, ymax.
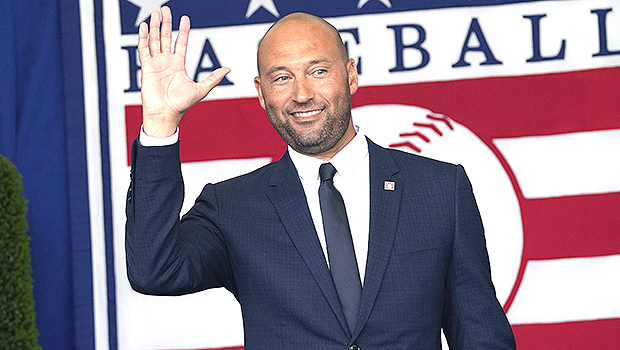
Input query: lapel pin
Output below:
<box><xmin>384</xmin><ymin>181</ymin><xmax>395</xmax><ymax>191</ymax></box>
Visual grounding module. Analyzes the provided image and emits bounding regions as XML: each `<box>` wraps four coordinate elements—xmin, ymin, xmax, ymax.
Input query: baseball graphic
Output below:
<box><xmin>352</xmin><ymin>104</ymin><xmax>523</xmax><ymax>306</ymax></box>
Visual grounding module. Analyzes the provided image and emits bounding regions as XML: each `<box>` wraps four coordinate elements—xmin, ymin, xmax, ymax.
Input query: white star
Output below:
<box><xmin>357</xmin><ymin>0</ymin><xmax>392</xmax><ymax>9</ymax></box>
<box><xmin>127</xmin><ymin>0</ymin><xmax>171</xmax><ymax>27</ymax></box>
<box><xmin>245</xmin><ymin>0</ymin><xmax>280</xmax><ymax>19</ymax></box>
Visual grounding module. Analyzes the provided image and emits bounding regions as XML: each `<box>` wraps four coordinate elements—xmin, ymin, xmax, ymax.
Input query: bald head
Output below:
<box><xmin>257</xmin><ymin>13</ymin><xmax>348</xmax><ymax>75</ymax></box>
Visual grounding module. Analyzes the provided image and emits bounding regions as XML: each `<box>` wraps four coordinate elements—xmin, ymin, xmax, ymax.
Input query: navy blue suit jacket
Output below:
<box><xmin>126</xmin><ymin>137</ymin><xmax>516</xmax><ymax>349</ymax></box>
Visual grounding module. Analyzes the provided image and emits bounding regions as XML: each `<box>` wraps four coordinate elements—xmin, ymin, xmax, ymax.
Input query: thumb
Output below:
<box><xmin>195</xmin><ymin>67</ymin><xmax>231</xmax><ymax>98</ymax></box>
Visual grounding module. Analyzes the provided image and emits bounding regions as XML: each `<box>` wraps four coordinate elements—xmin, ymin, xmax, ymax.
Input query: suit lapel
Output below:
<box><xmin>352</xmin><ymin>139</ymin><xmax>402</xmax><ymax>339</ymax></box>
<box><xmin>265</xmin><ymin>151</ymin><xmax>352</xmax><ymax>338</ymax></box>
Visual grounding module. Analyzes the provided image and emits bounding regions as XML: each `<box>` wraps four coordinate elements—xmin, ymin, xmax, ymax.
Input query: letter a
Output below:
<box><xmin>193</xmin><ymin>39</ymin><xmax>234</xmax><ymax>85</ymax></box>
<box><xmin>452</xmin><ymin>18</ymin><xmax>502</xmax><ymax>68</ymax></box>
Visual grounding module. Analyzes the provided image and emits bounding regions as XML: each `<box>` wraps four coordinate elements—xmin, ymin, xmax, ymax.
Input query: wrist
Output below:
<box><xmin>143</xmin><ymin>119</ymin><xmax>179</xmax><ymax>138</ymax></box>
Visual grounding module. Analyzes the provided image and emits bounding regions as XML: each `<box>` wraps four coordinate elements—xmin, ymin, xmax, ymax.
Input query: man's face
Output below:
<box><xmin>254</xmin><ymin>18</ymin><xmax>358</xmax><ymax>158</ymax></box>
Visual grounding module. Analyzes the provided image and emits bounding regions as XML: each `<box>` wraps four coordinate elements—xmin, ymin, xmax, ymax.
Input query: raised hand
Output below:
<box><xmin>138</xmin><ymin>6</ymin><xmax>230</xmax><ymax>137</ymax></box>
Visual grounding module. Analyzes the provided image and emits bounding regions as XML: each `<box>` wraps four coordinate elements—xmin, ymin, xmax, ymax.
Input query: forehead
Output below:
<box><xmin>258</xmin><ymin>19</ymin><xmax>344</xmax><ymax>74</ymax></box>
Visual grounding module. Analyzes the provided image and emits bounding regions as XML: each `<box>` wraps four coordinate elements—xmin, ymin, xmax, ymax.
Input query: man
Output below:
<box><xmin>126</xmin><ymin>6</ymin><xmax>516</xmax><ymax>349</ymax></box>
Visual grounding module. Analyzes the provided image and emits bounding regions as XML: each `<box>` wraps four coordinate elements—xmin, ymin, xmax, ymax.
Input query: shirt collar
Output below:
<box><xmin>288</xmin><ymin>126</ymin><xmax>369</xmax><ymax>183</ymax></box>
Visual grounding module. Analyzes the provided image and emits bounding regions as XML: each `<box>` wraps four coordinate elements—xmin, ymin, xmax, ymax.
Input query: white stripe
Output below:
<box><xmin>507</xmin><ymin>254</ymin><xmax>620</xmax><ymax>324</ymax></box>
<box><xmin>80</xmin><ymin>0</ymin><xmax>109</xmax><ymax>348</ymax></box>
<box><xmin>494</xmin><ymin>129</ymin><xmax>620</xmax><ymax>199</ymax></box>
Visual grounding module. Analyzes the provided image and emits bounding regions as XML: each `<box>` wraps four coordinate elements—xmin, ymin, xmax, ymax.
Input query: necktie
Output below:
<box><xmin>318</xmin><ymin>162</ymin><xmax>362</xmax><ymax>332</ymax></box>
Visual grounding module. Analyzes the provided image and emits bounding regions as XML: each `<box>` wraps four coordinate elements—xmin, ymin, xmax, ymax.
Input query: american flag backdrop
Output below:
<box><xmin>78</xmin><ymin>0</ymin><xmax>620</xmax><ymax>348</ymax></box>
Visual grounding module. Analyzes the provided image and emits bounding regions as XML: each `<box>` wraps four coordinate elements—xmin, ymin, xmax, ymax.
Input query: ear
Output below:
<box><xmin>347</xmin><ymin>58</ymin><xmax>359</xmax><ymax>95</ymax></box>
<box><xmin>254</xmin><ymin>76</ymin><xmax>266</xmax><ymax>110</ymax></box>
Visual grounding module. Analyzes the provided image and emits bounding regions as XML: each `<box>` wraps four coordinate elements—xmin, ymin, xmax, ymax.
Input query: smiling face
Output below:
<box><xmin>254</xmin><ymin>13</ymin><xmax>359</xmax><ymax>160</ymax></box>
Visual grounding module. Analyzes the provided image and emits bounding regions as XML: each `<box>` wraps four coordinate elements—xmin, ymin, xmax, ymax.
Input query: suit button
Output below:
<box><xmin>349</xmin><ymin>345</ymin><xmax>360</xmax><ymax>350</ymax></box>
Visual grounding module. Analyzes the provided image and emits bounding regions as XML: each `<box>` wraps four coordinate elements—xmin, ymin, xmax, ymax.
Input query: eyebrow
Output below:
<box><xmin>265</xmin><ymin>58</ymin><xmax>333</xmax><ymax>77</ymax></box>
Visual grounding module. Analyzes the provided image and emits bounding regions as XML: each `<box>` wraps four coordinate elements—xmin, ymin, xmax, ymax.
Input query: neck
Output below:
<box><xmin>299</xmin><ymin>124</ymin><xmax>357</xmax><ymax>161</ymax></box>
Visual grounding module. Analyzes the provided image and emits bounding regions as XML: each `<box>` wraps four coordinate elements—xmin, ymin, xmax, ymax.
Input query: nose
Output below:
<box><xmin>292</xmin><ymin>77</ymin><xmax>314</xmax><ymax>103</ymax></box>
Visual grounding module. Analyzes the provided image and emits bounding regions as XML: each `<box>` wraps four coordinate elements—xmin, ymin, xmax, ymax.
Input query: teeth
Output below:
<box><xmin>292</xmin><ymin>110</ymin><xmax>321</xmax><ymax>118</ymax></box>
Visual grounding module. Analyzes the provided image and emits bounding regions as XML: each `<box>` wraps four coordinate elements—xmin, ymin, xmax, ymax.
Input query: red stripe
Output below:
<box><xmin>503</xmin><ymin>192</ymin><xmax>620</xmax><ymax>311</ymax></box>
<box><xmin>125</xmin><ymin>68</ymin><xmax>620</xmax><ymax>165</ymax></box>
<box><xmin>520</xmin><ymin>192</ymin><xmax>620</xmax><ymax>260</ymax></box>
<box><xmin>125</xmin><ymin>99</ymin><xmax>286</xmax><ymax>165</ymax></box>
<box><xmin>352</xmin><ymin>67</ymin><xmax>620</xmax><ymax>137</ymax></box>
<box><xmin>512</xmin><ymin>318</ymin><xmax>620</xmax><ymax>350</ymax></box>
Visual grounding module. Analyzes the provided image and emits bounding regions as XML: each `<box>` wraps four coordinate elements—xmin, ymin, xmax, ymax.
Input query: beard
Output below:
<box><xmin>264</xmin><ymin>90</ymin><xmax>352</xmax><ymax>156</ymax></box>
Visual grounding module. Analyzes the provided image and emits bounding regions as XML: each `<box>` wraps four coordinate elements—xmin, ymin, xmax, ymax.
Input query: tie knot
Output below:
<box><xmin>319</xmin><ymin>163</ymin><xmax>337</xmax><ymax>182</ymax></box>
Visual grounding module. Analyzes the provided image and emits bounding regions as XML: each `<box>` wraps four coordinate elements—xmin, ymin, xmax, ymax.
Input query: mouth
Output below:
<box><xmin>291</xmin><ymin>109</ymin><xmax>323</xmax><ymax>118</ymax></box>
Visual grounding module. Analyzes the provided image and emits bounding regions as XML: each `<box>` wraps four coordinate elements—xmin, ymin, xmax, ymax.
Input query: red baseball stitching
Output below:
<box><xmin>413</xmin><ymin>122</ymin><xmax>443</xmax><ymax>136</ymax></box>
<box><xmin>389</xmin><ymin>114</ymin><xmax>452</xmax><ymax>153</ymax></box>
<box><xmin>399</xmin><ymin>131</ymin><xmax>430</xmax><ymax>142</ymax></box>
<box><xmin>427</xmin><ymin>114</ymin><xmax>454</xmax><ymax>130</ymax></box>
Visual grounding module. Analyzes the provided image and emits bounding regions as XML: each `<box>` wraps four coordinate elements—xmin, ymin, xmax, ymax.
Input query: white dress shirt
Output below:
<box><xmin>140</xmin><ymin>126</ymin><xmax>371</xmax><ymax>283</ymax></box>
<box><xmin>287</xmin><ymin>128</ymin><xmax>370</xmax><ymax>283</ymax></box>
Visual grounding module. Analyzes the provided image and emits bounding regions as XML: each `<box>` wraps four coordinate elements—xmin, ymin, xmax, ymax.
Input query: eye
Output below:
<box><xmin>274</xmin><ymin>75</ymin><xmax>290</xmax><ymax>83</ymax></box>
<box><xmin>313</xmin><ymin>69</ymin><xmax>327</xmax><ymax>77</ymax></box>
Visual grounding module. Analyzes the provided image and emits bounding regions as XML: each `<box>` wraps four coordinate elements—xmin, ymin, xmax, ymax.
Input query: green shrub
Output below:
<box><xmin>0</xmin><ymin>155</ymin><xmax>41</xmax><ymax>349</ymax></box>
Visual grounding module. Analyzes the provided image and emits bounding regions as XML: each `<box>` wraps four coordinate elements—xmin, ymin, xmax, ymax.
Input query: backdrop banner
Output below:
<box><xmin>82</xmin><ymin>0</ymin><xmax>620</xmax><ymax>348</ymax></box>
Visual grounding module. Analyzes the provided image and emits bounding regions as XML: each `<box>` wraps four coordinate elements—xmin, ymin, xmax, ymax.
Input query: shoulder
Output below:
<box><xmin>213</xmin><ymin>161</ymin><xmax>275</xmax><ymax>190</ymax></box>
<box><xmin>211</xmin><ymin>151</ymin><xmax>293</xmax><ymax>193</ymax></box>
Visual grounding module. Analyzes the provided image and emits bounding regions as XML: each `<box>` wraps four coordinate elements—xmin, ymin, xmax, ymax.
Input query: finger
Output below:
<box><xmin>148</xmin><ymin>9</ymin><xmax>161</xmax><ymax>55</ymax></box>
<box><xmin>137</xmin><ymin>22</ymin><xmax>150</xmax><ymax>64</ymax></box>
<box><xmin>160</xmin><ymin>6</ymin><xmax>173</xmax><ymax>53</ymax></box>
<box><xmin>195</xmin><ymin>67</ymin><xmax>231</xmax><ymax>98</ymax></box>
<box><xmin>174</xmin><ymin>15</ymin><xmax>191</xmax><ymax>58</ymax></box>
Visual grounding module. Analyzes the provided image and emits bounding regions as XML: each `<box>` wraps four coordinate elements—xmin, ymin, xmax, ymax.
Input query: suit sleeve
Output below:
<box><xmin>125</xmin><ymin>139</ymin><xmax>234</xmax><ymax>296</ymax></box>
<box><xmin>441</xmin><ymin>165</ymin><xmax>516</xmax><ymax>349</ymax></box>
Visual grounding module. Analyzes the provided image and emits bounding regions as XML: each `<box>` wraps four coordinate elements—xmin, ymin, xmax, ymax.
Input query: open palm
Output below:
<box><xmin>138</xmin><ymin>6</ymin><xmax>229</xmax><ymax>137</ymax></box>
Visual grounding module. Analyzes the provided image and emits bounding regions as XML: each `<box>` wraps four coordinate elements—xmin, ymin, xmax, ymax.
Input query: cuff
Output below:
<box><xmin>139</xmin><ymin>126</ymin><xmax>179</xmax><ymax>146</ymax></box>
